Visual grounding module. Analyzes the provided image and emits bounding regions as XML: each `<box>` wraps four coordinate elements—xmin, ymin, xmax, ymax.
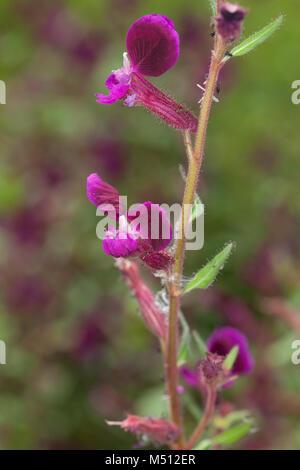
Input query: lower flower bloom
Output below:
<box><xmin>102</xmin><ymin>224</ymin><xmax>139</xmax><ymax>258</ymax></box>
<box><xmin>181</xmin><ymin>326</ymin><xmax>254</xmax><ymax>389</ymax></box>
<box><xmin>87</xmin><ymin>173</ymin><xmax>174</xmax><ymax>270</ymax></box>
<box><xmin>207</xmin><ymin>326</ymin><xmax>254</xmax><ymax>376</ymax></box>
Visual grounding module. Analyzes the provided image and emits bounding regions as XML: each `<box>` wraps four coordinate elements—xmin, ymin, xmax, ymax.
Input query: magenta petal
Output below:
<box><xmin>130</xmin><ymin>201</ymin><xmax>172</xmax><ymax>251</ymax></box>
<box><xmin>95</xmin><ymin>74</ymin><xmax>129</xmax><ymax>104</ymax></box>
<box><xmin>87</xmin><ymin>173</ymin><xmax>122</xmax><ymax>219</ymax></box>
<box><xmin>103</xmin><ymin>233</ymin><xmax>138</xmax><ymax>258</ymax></box>
<box><xmin>207</xmin><ymin>327</ymin><xmax>254</xmax><ymax>376</ymax></box>
<box><xmin>180</xmin><ymin>365</ymin><xmax>199</xmax><ymax>388</ymax></box>
<box><xmin>126</xmin><ymin>15</ymin><xmax>179</xmax><ymax>77</ymax></box>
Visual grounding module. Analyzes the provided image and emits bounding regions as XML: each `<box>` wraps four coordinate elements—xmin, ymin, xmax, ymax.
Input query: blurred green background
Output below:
<box><xmin>0</xmin><ymin>0</ymin><xmax>299</xmax><ymax>449</ymax></box>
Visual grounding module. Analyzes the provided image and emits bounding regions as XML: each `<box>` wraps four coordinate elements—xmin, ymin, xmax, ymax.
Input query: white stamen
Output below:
<box><xmin>123</xmin><ymin>52</ymin><xmax>131</xmax><ymax>73</ymax></box>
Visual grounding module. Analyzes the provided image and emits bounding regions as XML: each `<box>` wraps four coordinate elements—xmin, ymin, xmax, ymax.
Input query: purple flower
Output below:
<box><xmin>87</xmin><ymin>173</ymin><xmax>173</xmax><ymax>270</ymax></box>
<box><xmin>103</xmin><ymin>227</ymin><xmax>138</xmax><ymax>258</ymax></box>
<box><xmin>181</xmin><ymin>326</ymin><xmax>254</xmax><ymax>390</ymax></box>
<box><xmin>207</xmin><ymin>326</ymin><xmax>254</xmax><ymax>375</ymax></box>
<box><xmin>216</xmin><ymin>2</ymin><xmax>248</xmax><ymax>44</ymax></box>
<box><xmin>87</xmin><ymin>172</ymin><xmax>123</xmax><ymax>220</ymax></box>
<box><xmin>126</xmin><ymin>14</ymin><xmax>179</xmax><ymax>77</ymax></box>
<box><xmin>95</xmin><ymin>15</ymin><xmax>197</xmax><ymax>132</ymax></box>
<box><xmin>180</xmin><ymin>364</ymin><xmax>201</xmax><ymax>388</ymax></box>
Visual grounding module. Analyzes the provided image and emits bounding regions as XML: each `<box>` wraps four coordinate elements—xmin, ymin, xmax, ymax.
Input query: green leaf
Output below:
<box><xmin>190</xmin><ymin>192</ymin><xmax>204</xmax><ymax>224</ymax></box>
<box><xmin>229</xmin><ymin>15</ymin><xmax>283</xmax><ymax>58</ymax></box>
<box><xmin>223</xmin><ymin>345</ymin><xmax>239</xmax><ymax>371</ymax></box>
<box><xmin>208</xmin><ymin>0</ymin><xmax>217</xmax><ymax>17</ymax></box>
<box><xmin>192</xmin><ymin>330</ymin><xmax>207</xmax><ymax>357</ymax></box>
<box><xmin>213</xmin><ymin>421</ymin><xmax>253</xmax><ymax>445</ymax></box>
<box><xmin>213</xmin><ymin>410</ymin><xmax>251</xmax><ymax>430</ymax></box>
<box><xmin>136</xmin><ymin>385</ymin><xmax>167</xmax><ymax>417</ymax></box>
<box><xmin>194</xmin><ymin>421</ymin><xmax>253</xmax><ymax>449</ymax></box>
<box><xmin>180</xmin><ymin>166</ymin><xmax>204</xmax><ymax>225</ymax></box>
<box><xmin>194</xmin><ymin>438</ymin><xmax>212</xmax><ymax>450</ymax></box>
<box><xmin>178</xmin><ymin>333</ymin><xmax>190</xmax><ymax>366</ymax></box>
<box><xmin>182</xmin><ymin>243</ymin><xmax>234</xmax><ymax>294</ymax></box>
<box><xmin>178</xmin><ymin>312</ymin><xmax>192</xmax><ymax>366</ymax></box>
<box><xmin>182</xmin><ymin>394</ymin><xmax>203</xmax><ymax>421</ymax></box>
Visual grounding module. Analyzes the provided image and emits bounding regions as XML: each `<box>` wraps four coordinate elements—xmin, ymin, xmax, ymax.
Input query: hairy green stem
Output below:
<box><xmin>166</xmin><ymin>36</ymin><xmax>226</xmax><ymax>448</ymax></box>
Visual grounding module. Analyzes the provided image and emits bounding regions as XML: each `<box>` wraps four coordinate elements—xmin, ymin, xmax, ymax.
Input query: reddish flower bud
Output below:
<box><xmin>107</xmin><ymin>414</ymin><xmax>180</xmax><ymax>445</ymax></box>
<box><xmin>216</xmin><ymin>2</ymin><xmax>248</xmax><ymax>44</ymax></box>
<box><xmin>199</xmin><ymin>351</ymin><xmax>228</xmax><ymax>387</ymax></box>
<box><xmin>116</xmin><ymin>259</ymin><xmax>168</xmax><ymax>340</ymax></box>
<box><xmin>137</xmin><ymin>239</ymin><xmax>174</xmax><ymax>272</ymax></box>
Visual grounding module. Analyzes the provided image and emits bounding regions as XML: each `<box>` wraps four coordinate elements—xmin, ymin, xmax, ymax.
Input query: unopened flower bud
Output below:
<box><xmin>107</xmin><ymin>414</ymin><xmax>180</xmax><ymax>445</ymax></box>
<box><xmin>116</xmin><ymin>259</ymin><xmax>167</xmax><ymax>340</ymax></box>
<box><xmin>216</xmin><ymin>2</ymin><xmax>248</xmax><ymax>44</ymax></box>
<box><xmin>199</xmin><ymin>351</ymin><xmax>229</xmax><ymax>388</ymax></box>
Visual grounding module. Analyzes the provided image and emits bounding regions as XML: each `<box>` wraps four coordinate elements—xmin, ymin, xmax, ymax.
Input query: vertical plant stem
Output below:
<box><xmin>194</xmin><ymin>37</ymin><xmax>226</xmax><ymax>161</ymax></box>
<box><xmin>186</xmin><ymin>386</ymin><xmax>217</xmax><ymax>449</ymax></box>
<box><xmin>166</xmin><ymin>37</ymin><xmax>226</xmax><ymax>448</ymax></box>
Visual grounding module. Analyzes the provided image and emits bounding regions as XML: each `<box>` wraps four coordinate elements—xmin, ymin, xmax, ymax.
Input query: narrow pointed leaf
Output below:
<box><xmin>190</xmin><ymin>192</ymin><xmax>204</xmax><ymax>224</ymax></box>
<box><xmin>213</xmin><ymin>421</ymin><xmax>253</xmax><ymax>445</ymax></box>
<box><xmin>180</xmin><ymin>165</ymin><xmax>203</xmax><ymax>225</ymax></box>
<box><xmin>214</xmin><ymin>410</ymin><xmax>251</xmax><ymax>430</ymax></box>
<box><xmin>223</xmin><ymin>345</ymin><xmax>239</xmax><ymax>371</ymax></box>
<box><xmin>194</xmin><ymin>438</ymin><xmax>212</xmax><ymax>450</ymax></box>
<box><xmin>192</xmin><ymin>330</ymin><xmax>207</xmax><ymax>357</ymax></box>
<box><xmin>229</xmin><ymin>15</ymin><xmax>283</xmax><ymax>58</ymax></box>
<box><xmin>178</xmin><ymin>312</ymin><xmax>192</xmax><ymax>366</ymax></box>
<box><xmin>182</xmin><ymin>243</ymin><xmax>234</xmax><ymax>294</ymax></box>
<box><xmin>182</xmin><ymin>394</ymin><xmax>202</xmax><ymax>421</ymax></box>
<box><xmin>194</xmin><ymin>421</ymin><xmax>253</xmax><ymax>449</ymax></box>
<box><xmin>178</xmin><ymin>332</ymin><xmax>191</xmax><ymax>366</ymax></box>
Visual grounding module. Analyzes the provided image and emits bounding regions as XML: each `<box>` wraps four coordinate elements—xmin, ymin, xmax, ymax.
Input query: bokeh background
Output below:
<box><xmin>0</xmin><ymin>0</ymin><xmax>299</xmax><ymax>450</ymax></box>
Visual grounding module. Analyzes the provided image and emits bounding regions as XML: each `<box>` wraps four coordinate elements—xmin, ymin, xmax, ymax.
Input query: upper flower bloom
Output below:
<box><xmin>87</xmin><ymin>173</ymin><xmax>173</xmax><ymax>270</ymax></box>
<box><xmin>95</xmin><ymin>15</ymin><xmax>197</xmax><ymax>132</ymax></box>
